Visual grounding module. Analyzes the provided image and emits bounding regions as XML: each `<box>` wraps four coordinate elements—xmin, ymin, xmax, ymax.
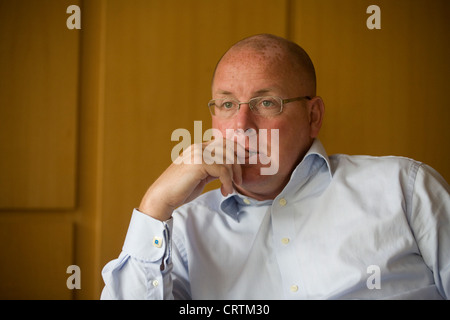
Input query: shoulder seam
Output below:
<box><xmin>405</xmin><ymin>160</ymin><xmax>423</xmax><ymax>220</ymax></box>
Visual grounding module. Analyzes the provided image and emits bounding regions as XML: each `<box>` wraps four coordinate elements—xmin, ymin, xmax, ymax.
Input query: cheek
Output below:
<box><xmin>277</xmin><ymin>119</ymin><xmax>311</xmax><ymax>157</ymax></box>
<box><xmin>212</xmin><ymin>118</ymin><xmax>230</xmax><ymax>133</ymax></box>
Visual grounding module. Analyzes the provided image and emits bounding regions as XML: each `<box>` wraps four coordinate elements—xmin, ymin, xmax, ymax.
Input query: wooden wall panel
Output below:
<box><xmin>0</xmin><ymin>0</ymin><xmax>79</xmax><ymax>300</ymax></box>
<box><xmin>72</xmin><ymin>0</ymin><xmax>106</xmax><ymax>299</ymax></box>
<box><xmin>0</xmin><ymin>218</ymin><xmax>74</xmax><ymax>299</ymax></box>
<box><xmin>0</xmin><ymin>0</ymin><xmax>79</xmax><ymax>209</ymax></box>
<box><xmin>290</xmin><ymin>0</ymin><xmax>450</xmax><ymax>182</ymax></box>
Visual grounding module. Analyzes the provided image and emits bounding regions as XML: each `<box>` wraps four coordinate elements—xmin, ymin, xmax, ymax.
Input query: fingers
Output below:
<box><xmin>218</xmin><ymin>166</ymin><xmax>234</xmax><ymax>196</ymax></box>
<box><xmin>140</xmin><ymin>139</ymin><xmax>244</xmax><ymax>220</ymax></box>
<box><xmin>202</xmin><ymin>139</ymin><xmax>243</xmax><ymax>187</ymax></box>
<box><xmin>170</xmin><ymin>139</ymin><xmax>244</xmax><ymax>198</ymax></box>
<box><xmin>231</xmin><ymin>162</ymin><xmax>242</xmax><ymax>186</ymax></box>
<box><xmin>202</xmin><ymin>157</ymin><xmax>240</xmax><ymax>197</ymax></box>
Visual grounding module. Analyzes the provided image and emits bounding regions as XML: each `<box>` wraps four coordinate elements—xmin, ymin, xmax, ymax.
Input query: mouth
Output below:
<box><xmin>228</xmin><ymin>131</ymin><xmax>270</xmax><ymax>163</ymax></box>
<box><xmin>235</xmin><ymin>144</ymin><xmax>261</xmax><ymax>164</ymax></box>
<box><xmin>242</xmin><ymin>149</ymin><xmax>258</xmax><ymax>160</ymax></box>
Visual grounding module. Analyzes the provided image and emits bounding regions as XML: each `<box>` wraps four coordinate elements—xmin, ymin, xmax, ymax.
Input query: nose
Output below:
<box><xmin>235</xmin><ymin>102</ymin><xmax>257</xmax><ymax>132</ymax></box>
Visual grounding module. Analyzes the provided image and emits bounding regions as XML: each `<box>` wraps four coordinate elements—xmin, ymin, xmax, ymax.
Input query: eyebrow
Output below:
<box><xmin>255</xmin><ymin>88</ymin><xmax>276</xmax><ymax>95</ymax></box>
<box><xmin>216</xmin><ymin>90</ymin><xmax>233</xmax><ymax>95</ymax></box>
<box><xmin>216</xmin><ymin>88</ymin><xmax>279</xmax><ymax>96</ymax></box>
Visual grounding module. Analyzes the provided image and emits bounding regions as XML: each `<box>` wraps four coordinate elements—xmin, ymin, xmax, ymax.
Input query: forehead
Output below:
<box><xmin>213</xmin><ymin>48</ymin><xmax>295</xmax><ymax>95</ymax></box>
<box><xmin>217</xmin><ymin>46</ymin><xmax>286</xmax><ymax>73</ymax></box>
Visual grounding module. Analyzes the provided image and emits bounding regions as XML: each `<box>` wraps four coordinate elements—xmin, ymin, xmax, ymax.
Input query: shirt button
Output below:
<box><xmin>290</xmin><ymin>285</ymin><xmax>299</xmax><ymax>293</ymax></box>
<box><xmin>281</xmin><ymin>237</ymin><xmax>290</xmax><ymax>245</ymax></box>
<box><xmin>279</xmin><ymin>198</ymin><xmax>287</xmax><ymax>207</ymax></box>
<box><xmin>243</xmin><ymin>198</ymin><xmax>251</xmax><ymax>205</ymax></box>
<box><xmin>152</xmin><ymin>280</ymin><xmax>159</xmax><ymax>287</ymax></box>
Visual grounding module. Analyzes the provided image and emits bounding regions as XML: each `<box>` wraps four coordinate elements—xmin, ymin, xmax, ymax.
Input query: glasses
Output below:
<box><xmin>208</xmin><ymin>96</ymin><xmax>311</xmax><ymax>118</ymax></box>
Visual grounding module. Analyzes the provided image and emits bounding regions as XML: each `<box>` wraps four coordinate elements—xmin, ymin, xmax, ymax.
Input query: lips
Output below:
<box><xmin>242</xmin><ymin>146</ymin><xmax>258</xmax><ymax>155</ymax></box>
<box><xmin>233</xmin><ymin>143</ymin><xmax>262</xmax><ymax>165</ymax></box>
<box><xmin>227</xmin><ymin>129</ymin><xmax>270</xmax><ymax>163</ymax></box>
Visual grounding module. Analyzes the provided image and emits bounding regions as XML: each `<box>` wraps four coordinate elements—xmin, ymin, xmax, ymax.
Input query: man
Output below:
<box><xmin>101</xmin><ymin>34</ymin><xmax>450</xmax><ymax>299</ymax></box>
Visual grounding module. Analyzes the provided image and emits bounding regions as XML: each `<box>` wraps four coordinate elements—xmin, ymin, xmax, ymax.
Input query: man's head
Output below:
<box><xmin>212</xmin><ymin>34</ymin><xmax>317</xmax><ymax>96</ymax></box>
<box><xmin>211</xmin><ymin>34</ymin><xmax>324</xmax><ymax>200</ymax></box>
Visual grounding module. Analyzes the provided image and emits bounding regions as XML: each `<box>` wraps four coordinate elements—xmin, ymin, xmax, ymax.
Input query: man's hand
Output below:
<box><xmin>139</xmin><ymin>139</ymin><xmax>243</xmax><ymax>221</ymax></box>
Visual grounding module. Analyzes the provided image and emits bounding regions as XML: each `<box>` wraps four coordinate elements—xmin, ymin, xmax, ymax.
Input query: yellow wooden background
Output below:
<box><xmin>0</xmin><ymin>0</ymin><xmax>448</xmax><ymax>299</ymax></box>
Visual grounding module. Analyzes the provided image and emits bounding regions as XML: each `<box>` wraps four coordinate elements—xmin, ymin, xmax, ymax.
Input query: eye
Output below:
<box><xmin>257</xmin><ymin>97</ymin><xmax>279</xmax><ymax>109</ymax></box>
<box><xmin>261</xmin><ymin>99</ymin><xmax>275</xmax><ymax>107</ymax></box>
<box><xmin>222</xmin><ymin>101</ymin><xmax>235</xmax><ymax>109</ymax></box>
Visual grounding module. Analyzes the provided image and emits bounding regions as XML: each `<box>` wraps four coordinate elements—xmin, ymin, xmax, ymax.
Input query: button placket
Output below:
<box><xmin>271</xmin><ymin>196</ymin><xmax>303</xmax><ymax>298</ymax></box>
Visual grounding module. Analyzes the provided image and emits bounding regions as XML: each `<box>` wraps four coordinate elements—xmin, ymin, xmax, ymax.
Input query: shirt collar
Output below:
<box><xmin>219</xmin><ymin>139</ymin><xmax>333</xmax><ymax>220</ymax></box>
<box><xmin>220</xmin><ymin>192</ymin><xmax>272</xmax><ymax>222</ymax></box>
<box><xmin>287</xmin><ymin>138</ymin><xmax>333</xmax><ymax>190</ymax></box>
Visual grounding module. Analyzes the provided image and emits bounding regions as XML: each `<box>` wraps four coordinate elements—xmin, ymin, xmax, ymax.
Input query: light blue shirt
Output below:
<box><xmin>101</xmin><ymin>139</ymin><xmax>450</xmax><ymax>299</ymax></box>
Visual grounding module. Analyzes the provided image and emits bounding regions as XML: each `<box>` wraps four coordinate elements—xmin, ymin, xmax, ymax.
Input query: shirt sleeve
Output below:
<box><xmin>100</xmin><ymin>209</ymin><xmax>175</xmax><ymax>300</ymax></box>
<box><xmin>409</xmin><ymin>163</ymin><xmax>450</xmax><ymax>299</ymax></box>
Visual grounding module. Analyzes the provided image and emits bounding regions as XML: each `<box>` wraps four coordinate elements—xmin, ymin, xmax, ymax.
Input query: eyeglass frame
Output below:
<box><xmin>207</xmin><ymin>96</ymin><xmax>312</xmax><ymax>118</ymax></box>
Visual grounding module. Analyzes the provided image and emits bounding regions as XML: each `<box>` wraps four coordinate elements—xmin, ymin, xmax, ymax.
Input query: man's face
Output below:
<box><xmin>211</xmin><ymin>48</ymin><xmax>319</xmax><ymax>200</ymax></box>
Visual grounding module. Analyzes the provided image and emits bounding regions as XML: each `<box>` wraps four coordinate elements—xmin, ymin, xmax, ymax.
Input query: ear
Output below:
<box><xmin>308</xmin><ymin>96</ymin><xmax>325</xmax><ymax>138</ymax></box>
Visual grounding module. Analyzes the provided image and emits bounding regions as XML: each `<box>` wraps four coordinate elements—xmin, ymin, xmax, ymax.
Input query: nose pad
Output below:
<box><xmin>237</xmin><ymin>103</ymin><xmax>252</xmax><ymax>116</ymax></box>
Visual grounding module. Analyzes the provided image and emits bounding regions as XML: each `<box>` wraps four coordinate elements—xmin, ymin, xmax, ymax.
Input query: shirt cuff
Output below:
<box><xmin>122</xmin><ymin>208</ymin><xmax>173</xmax><ymax>262</ymax></box>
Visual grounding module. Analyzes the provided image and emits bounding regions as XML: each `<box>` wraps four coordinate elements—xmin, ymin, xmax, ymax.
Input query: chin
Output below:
<box><xmin>235</xmin><ymin>165</ymin><xmax>282</xmax><ymax>200</ymax></box>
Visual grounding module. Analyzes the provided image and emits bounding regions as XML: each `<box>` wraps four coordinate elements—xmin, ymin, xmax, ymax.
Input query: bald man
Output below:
<box><xmin>101</xmin><ymin>34</ymin><xmax>450</xmax><ymax>300</ymax></box>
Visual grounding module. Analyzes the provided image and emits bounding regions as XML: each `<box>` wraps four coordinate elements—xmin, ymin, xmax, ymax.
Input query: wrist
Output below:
<box><xmin>139</xmin><ymin>193</ymin><xmax>174</xmax><ymax>221</ymax></box>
